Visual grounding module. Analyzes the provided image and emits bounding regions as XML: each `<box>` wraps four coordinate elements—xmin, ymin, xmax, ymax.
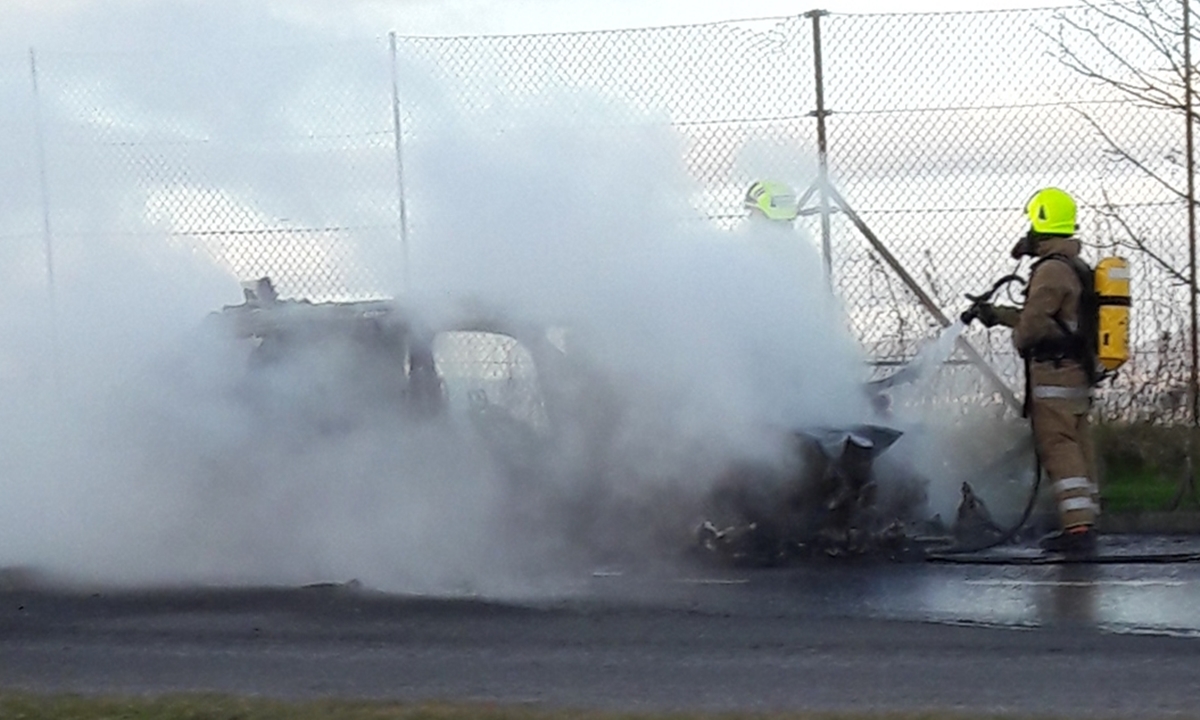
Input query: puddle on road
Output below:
<box><xmin>851</xmin><ymin>563</ymin><xmax>1200</xmax><ymax>636</ymax></box>
<box><xmin>582</xmin><ymin>540</ymin><xmax>1200</xmax><ymax>638</ymax></box>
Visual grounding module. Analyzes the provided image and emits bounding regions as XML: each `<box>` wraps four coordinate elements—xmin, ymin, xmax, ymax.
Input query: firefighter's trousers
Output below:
<box><xmin>1028</xmin><ymin>388</ymin><xmax>1099</xmax><ymax>531</ymax></box>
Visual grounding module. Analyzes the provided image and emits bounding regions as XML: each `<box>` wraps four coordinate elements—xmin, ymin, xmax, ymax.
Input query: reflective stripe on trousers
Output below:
<box><xmin>1032</xmin><ymin>385</ymin><xmax>1092</xmax><ymax>401</ymax></box>
<box><xmin>1054</xmin><ymin>476</ymin><xmax>1096</xmax><ymax>495</ymax></box>
<box><xmin>1059</xmin><ymin>496</ymin><xmax>1099</xmax><ymax>515</ymax></box>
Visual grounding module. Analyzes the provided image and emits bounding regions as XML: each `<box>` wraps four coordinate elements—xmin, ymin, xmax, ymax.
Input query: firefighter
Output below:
<box><xmin>967</xmin><ymin>187</ymin><xmax>1100</xmax><ymax>556</ymax></box>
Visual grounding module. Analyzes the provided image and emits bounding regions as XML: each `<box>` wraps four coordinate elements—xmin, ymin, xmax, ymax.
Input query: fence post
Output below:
<box><xmin>1185</xmin><ymin>1</ymin><xmax>1198</xmax><ymax>428</ymax></box>
<box><xmin>1180</xmin><ymin>0</ymin><xmax>1200</xmax><ymax>508</ymax></box>
<box><xmin>29</xmin><ymin>47</ymin><xmax>60</xmax><ymax>393</ymax></box>
<box><xmin>794</xmin><ymin>12</ymin><xmax>1020</xmax><ymax>413</ymax></box>
<box><xmin>389</xmin><ymin>31</ymin><xmax>412</xmax><ymax>294</ymax></box>
<box><xmin>806</xmin><ymin>9</ymin><xmax>833</xmax><ymax>285</ymax></box>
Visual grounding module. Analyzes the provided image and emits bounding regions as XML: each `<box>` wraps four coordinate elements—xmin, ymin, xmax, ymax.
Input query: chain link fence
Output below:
<box><xmin>818</xmin><ymin>7</ymin><xmax>1192</xmax><ymax>424</ymax></box>
<box><xmin>22</xmin><ymin>39</ymin><xmax>401</xmax><ymax>301</ymax></box>
<box><xmin>3</xmin><ymin>4</ymin><xmax>1195</xmax><ymax>422</ymax></box>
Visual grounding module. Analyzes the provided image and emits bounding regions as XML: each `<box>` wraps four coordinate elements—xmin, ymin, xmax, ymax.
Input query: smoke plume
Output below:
<box><xmin>0</xmin><ymin>1</ymin><xmax>917</xmax><ymax>596</ymax></box>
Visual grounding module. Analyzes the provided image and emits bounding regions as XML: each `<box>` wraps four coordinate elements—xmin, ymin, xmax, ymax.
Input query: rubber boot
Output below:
<box><xmin>1039</xmin><ymin>525</ymin><xmax>1097</xmax><ymax>558</ymax></box>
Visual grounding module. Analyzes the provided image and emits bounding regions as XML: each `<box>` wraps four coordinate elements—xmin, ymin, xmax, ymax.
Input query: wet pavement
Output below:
<box><xmin>582</xmin><ymin>535</ymin><xmax>1200</xmax><ymax>637</ymax></box>
<box><xmin>2</xmin><ymin>537</ymin><xmax>1200</xmax><ymax>715</ymax></box>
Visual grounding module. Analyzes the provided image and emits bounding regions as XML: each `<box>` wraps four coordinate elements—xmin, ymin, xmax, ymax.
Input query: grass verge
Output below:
<box><xmin>0</xmin><ymin>693</ymin><xmax>1103</xmax><ymax>720</ymax></box>
<box><xmin>1100</xmin><ymin>465</ymin><xmax>1182</xmax><ymax>513</ymax></box>
<box><xmin>1094</xmin><ymin>422</ymin><xmax>1199</xmax><ymax>513</ymax></box>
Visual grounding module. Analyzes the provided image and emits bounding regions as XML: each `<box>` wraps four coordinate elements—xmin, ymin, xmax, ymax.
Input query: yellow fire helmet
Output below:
<box><xmin>744</xmin><ymin>180</ymin><xmax>799</xmax><ymax>222</ymax></box>
<box><xmin>1026</xmin><ymin>187</ymin><xmax>1077</xmax><ymax>235</ymax></box>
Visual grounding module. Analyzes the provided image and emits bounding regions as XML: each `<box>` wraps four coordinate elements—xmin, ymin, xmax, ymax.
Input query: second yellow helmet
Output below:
<box><xmin>744</xmin><ymin>180</ymin><xmax>799</xmax><ymax>222</ymax></box>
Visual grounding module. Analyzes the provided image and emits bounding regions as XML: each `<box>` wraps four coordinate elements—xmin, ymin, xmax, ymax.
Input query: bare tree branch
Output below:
<box><xmin>1100</xmin><ymin>188</ymin><xmax>1192</xmax><ymax>285</ymax></box>
<box><xmin>1044</xmin><ymin>0</ymin><xmax>1200</xmax><ymax>114</ymax></box>
<box><xmin>1087</xmin><ymin>0</ymin><xmax>1178</xmax><ymax>70</ymax></box>
<box><xmin>1071</xmin><ymin>105</ymin><xmax>1191</xmax><ymax>202</ymax></box>
<box><xmin>1050</xmin><ymin>10</ymin><xmax>1182</xmax><ymax>108</ymax></box>
<box><xmin>1126</xmin><ymin>0</ymin><xmax>1183</xmax><ymax>69</ymax></box>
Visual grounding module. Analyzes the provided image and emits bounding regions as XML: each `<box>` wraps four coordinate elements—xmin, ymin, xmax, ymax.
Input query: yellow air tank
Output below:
<box><xmin>1095</xmin><ymin>256</ymin><xmax>1130</xmax><ymax>372</ymax></box>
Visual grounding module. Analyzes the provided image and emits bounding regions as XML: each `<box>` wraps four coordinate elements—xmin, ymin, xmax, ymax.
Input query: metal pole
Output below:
<box><xmin>1184</xmin><ymin>0</ymin><xmax>1198</xmax><ymax>427</ymax></box>
<box><xmin>807</xmin><ymin>9</ymin><xmax>833</xmax><ymax>285</ymax></box>
<box><xmin>389</xmin><ymin>31</ymin><xmax>411</xmax><ymax>293</ymax></box>
<box><xmin>1183</xmin><ymin>0</ymin><xmax>1200</xmax><ymax>508</ymax></box>
<box><xmin>30</xmin><ymin>47</ymin><xmax>61</xmax><ymax>393</ymax></box>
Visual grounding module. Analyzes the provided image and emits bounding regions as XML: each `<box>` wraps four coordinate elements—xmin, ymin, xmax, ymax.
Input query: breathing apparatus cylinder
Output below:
<box><xmin>1095</xmin><ymin>256</ymin><xmax>1131</xmax><ymax>373</ymax></box>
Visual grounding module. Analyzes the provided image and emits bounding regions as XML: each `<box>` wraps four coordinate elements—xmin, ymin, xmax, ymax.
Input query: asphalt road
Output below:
<box><xmin>3</xmin><ymin>540</ymin><xmax>1200</xmax><ymax>717</ymax></box>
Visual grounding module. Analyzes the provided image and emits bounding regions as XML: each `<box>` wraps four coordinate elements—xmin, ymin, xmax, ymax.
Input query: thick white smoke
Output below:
<box><xmin>0</xmin><ymin>2</ymin><xmax>921</xmax><ymax>596</ymax></box>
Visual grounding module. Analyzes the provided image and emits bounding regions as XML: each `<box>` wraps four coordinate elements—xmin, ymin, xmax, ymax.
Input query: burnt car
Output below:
<box><xmin>206</xmin><ymin>279</ymin><xmax>964</xmax><ymax>568</ymax></box>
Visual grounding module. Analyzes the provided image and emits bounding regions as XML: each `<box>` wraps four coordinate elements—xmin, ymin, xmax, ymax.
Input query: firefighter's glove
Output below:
<box><xmin>971</xmin><ymin>302</ymin><xmax>1020</xmax><ymax>329</ymax></box>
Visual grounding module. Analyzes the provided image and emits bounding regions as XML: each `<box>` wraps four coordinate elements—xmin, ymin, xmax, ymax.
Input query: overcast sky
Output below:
<box><xmin>5</xmin><ymin>0</ymin><xmax>1078</xmax><ymax>47</ymax></box>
